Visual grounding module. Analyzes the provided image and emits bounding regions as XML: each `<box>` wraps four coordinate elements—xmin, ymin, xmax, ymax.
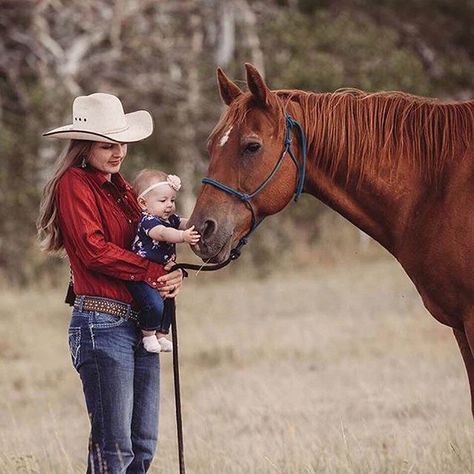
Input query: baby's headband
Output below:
<box><xmin>138</xmin><ymin>174</ymin><xmax>182</xmax><ymax>199</ymax></box>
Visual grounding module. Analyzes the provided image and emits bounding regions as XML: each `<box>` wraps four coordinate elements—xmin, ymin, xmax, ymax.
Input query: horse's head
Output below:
<box><xmin>189</xmin><ymin>63</ymin><xmax>304</xmax><ymax>263</ymax></box>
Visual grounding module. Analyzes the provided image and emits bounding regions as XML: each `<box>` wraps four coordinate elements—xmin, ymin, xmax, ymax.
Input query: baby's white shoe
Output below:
<box><xmin>143</xmin><ymin>335</ymin><xmax>161</xmax><ymax>353</ymax></box>
<box><xmin>157</xmin><ymin>337</ymin><xmax>173</xmax><ymax>352</ymax></box>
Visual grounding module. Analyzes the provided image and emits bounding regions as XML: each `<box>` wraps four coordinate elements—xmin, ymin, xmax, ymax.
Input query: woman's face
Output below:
<box><xmin>88</xmin><ymin>142</ymin><xmax>128</xmax><ymax>179</ymax></box>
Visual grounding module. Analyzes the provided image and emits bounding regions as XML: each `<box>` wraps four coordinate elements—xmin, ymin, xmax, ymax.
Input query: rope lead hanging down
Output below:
<box><xmin>168</xmin><ymin>248</ymin><xmax>244</xmax><ymax>474</ymax></box>
<box><xmin>168</xmin><ymin>298</ymin><xmax>185</xmax><ymax>474</ymax></box>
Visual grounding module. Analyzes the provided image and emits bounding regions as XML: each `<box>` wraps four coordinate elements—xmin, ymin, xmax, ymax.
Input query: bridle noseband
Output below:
<box><xmin>201</xmin><ymin>113</ymin><xmax>308</xmax><ymax>260</ymax></box>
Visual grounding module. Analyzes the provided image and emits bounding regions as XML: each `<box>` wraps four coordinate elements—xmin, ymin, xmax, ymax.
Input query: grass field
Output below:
<box><xmin>0</xmin><ymin>256</ymin><xmax>473</xmax><ymax>473</ymax></box>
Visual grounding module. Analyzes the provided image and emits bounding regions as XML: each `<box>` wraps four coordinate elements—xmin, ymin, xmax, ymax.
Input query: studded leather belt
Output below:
<box><xmin>74</xmin><ymin>295</ymin><xmax>139</xmax><ymax>322</ymax></box>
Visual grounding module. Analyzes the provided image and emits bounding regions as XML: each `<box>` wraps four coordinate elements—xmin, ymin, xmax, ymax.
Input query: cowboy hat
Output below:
<box><xmin>43</xmin><ymin>93</ymin><xmax>153</xmax><ymax>143</ymax></box>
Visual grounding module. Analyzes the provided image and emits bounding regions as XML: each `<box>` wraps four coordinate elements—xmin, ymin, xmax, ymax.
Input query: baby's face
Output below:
<box><xmin>140</xmin><ymin>184</ymin><xmax>177</xmax><ymax>219</ymax></box>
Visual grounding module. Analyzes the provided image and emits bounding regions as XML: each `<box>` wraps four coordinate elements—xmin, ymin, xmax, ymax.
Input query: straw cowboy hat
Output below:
<box><xmin>43</xmin><ymin>93</ymin><xmax>153</xmax><ymax>143</ymax></box>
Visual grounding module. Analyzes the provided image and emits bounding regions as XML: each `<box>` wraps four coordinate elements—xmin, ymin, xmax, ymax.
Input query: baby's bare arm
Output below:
<box><xmin>148</xmin><ymin>225</ymin><xmax>185</xmax><ymax>243</ymax></box>
<box><xmin>148</xmin><ymin>223</ymin><xmax>200</xmax><ymax>244</ymax></box>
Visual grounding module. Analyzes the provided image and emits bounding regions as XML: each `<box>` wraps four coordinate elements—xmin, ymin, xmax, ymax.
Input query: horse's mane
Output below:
<box><xmin>278</xmin><ymin>89</ymin><xmax>474</xmax><ymax>185</ymax></box>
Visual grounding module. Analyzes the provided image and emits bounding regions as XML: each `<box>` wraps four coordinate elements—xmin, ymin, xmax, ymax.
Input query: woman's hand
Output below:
<box><xmin>158</xmin><ymin>261</ymin><xmax>183</xmax><ymax>298</ymax></box>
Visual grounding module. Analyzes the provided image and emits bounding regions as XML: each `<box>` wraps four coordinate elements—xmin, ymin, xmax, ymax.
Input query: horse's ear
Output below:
<box><xmin>245</xmin><ymin>63</ymin><xmax>273</xmax><ymax>107</ymax></box>
<box><xmin>217</xmin><ymin>67</ymin><xmax>243</xmax><ymax>106</ymax></box>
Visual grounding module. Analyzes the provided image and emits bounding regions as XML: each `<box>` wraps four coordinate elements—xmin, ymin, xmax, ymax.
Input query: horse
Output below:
<box><xmin>188</xmin><ymin>63</ymin><xmax>474</xmax><ymax>415</ymax></box>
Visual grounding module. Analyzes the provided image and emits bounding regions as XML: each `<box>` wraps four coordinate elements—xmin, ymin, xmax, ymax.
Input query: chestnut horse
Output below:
<box><xmin>188</xmin><ymin>63</ymin><xmax>474</xmax><ymax>414</ymax></box>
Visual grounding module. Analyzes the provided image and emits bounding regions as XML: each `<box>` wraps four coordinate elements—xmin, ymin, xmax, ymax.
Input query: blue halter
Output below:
<box><xmin>201</xmin><ymin>113</ymin><xmax>307</xmax><ymax>259</ymax></box>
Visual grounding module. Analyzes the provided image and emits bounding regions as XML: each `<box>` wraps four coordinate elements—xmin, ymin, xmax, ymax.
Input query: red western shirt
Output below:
<box><xmin>57</xmin><ymin>166</ymin><xmax>167</xmax><ymax>304</ymax></box>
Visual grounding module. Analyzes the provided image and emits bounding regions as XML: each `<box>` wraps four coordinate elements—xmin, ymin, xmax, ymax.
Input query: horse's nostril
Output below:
<box><xmin>202</xmin><ymin>219</ymin><xmax>216</xmax><ymax>240</ymax></box>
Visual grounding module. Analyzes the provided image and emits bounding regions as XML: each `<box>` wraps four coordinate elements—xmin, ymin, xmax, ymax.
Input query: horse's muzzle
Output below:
<box><xmin>188</xmin><ymin>216</ymin><xmax>234</xmax><ymax>262</ymax></box>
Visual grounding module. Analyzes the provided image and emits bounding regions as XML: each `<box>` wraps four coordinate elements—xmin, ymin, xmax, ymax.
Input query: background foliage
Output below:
<box><xmin>1</xmin><ymin>0</ymin><xmax>473</xmax><ymax>285</ymax></box>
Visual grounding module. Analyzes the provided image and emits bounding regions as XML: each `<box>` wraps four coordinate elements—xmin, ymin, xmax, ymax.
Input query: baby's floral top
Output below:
<box><xmin>132</xmin><ymin>213</ymin><xmax>181</xmax><ymax>264</ymax></box>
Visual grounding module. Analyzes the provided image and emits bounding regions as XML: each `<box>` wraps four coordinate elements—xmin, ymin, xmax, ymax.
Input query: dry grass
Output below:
<box><xmin>0</xmin><ymin>256</ymin><xmax>472</xmax><ymax>473</ymax></box>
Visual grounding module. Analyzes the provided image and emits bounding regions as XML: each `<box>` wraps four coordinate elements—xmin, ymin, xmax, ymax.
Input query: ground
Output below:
<box><xmin>0</xmin><ymin>257</ymin><xmax>472</xmax><ymax>473</ymax></box>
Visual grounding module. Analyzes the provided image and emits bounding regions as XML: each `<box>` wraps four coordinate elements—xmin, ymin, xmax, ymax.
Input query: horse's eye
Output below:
<box><xmin>244</xmin><ymin>142</ymin><xmax>261</xmax><ymax>154</ymax></box>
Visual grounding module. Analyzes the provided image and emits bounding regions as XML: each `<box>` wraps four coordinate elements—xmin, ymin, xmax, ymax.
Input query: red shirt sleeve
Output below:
<box><xmin>57</xmin><ymin>169</ymin><xmax>166</xmax><ymax>287</ymax></box>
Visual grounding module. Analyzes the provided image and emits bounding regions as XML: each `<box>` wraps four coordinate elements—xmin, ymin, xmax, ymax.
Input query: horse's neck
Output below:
<box><xmin>286</xmin><ymin>92</ymin><xmax>474</xmax><ymax>251</ymax></box>
<box><xmin>287</xmin><ymin>96</ymin><xmax>430</xmax><ymax>252</ymax></box>
<box><xmin>304</xmin><ymin>163</ymin><xmax>419</xmax><ymax>252</ymax></box>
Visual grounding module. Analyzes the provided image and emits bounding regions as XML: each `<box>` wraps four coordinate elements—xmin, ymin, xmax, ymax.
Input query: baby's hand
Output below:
<box><xmin>182</xmin><ymin>225</ymin><xmax>201</xmax><ymax>245</ymax></box>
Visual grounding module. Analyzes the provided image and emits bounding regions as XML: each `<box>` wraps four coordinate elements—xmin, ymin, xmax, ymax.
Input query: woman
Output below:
<box><xmin>37</xmin><ymin>93</ymin><xmax>183</xmax><ymax>473</ymax></box>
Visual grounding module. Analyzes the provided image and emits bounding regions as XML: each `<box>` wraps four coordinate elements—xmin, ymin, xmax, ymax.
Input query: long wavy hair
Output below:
<box><xmin>37</xmin><ymin>140</ymin><xmax>94</xmax><ymax>253</ymax></box>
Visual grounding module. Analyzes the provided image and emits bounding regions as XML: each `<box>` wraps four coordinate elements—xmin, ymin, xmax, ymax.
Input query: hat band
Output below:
<box><xmin>101</xmin><ymin>124</ymin><xmax>130</xmax><ymax>134</ymax></box>
<box><xmin>73</xmin><ymin>123</ymin><xmax>130</xmax><ymax>134</ymax></box>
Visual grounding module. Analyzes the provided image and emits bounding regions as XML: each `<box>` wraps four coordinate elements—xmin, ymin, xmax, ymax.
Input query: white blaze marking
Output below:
<box><xmin>218</xmin><ymin>126</ymin><xmax>233</xmax><ymax>147</ymax></box>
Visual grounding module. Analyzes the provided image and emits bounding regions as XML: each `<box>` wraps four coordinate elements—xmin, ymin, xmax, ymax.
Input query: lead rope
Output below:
<box><xmin>168</xmin><ymin>247</ymin><xmax>245</xmax><ymax>474</ymax></box>
<box><xmin>169</xmin><ymin>298</ymin><xmax>185</xmax><ymax>473</ymax></box>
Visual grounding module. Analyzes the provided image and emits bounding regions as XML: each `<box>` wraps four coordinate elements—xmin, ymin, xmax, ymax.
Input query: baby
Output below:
<box><xmin>128</xmin><ymin>169</ymin><xmax>200</xmax><ymax>353</ymax></box>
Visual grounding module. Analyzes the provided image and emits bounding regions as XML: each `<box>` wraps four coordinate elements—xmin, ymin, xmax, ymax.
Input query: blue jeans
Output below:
<box><xmin>127</xmin><ymin>281</ymin><xmax>171</xmax><ymax>333</ymax></box>
<box><xmin>68</xmin><ymin>308</ymin><xmax>160</xmax><ymax>473</ymax></box>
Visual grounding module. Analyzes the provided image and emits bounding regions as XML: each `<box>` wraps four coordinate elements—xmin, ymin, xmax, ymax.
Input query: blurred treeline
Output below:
<box><xmin>1</xmin><ymin>0</ymin><xmax>473</xmax><ymax>286</ymax></box>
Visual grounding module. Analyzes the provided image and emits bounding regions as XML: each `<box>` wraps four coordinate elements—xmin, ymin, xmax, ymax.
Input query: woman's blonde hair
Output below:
<box><xmin>37</xmin><ymin>140</ymin><xmax>94</xmax><ymax>253</ymax></box>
